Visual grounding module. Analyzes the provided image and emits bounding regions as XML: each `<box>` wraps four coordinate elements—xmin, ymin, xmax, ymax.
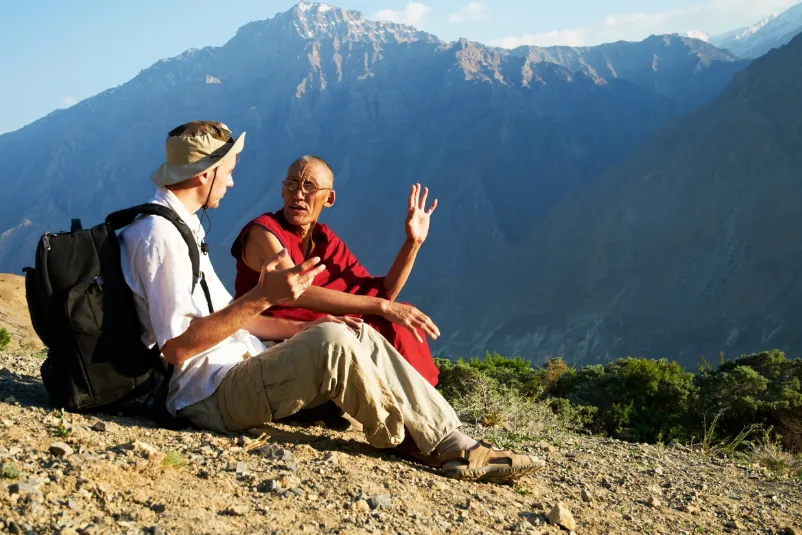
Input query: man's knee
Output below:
<box><xmin>304</xmin><ymin>322</ymin><xmax>360</xmax><ymax>351</ymax></box>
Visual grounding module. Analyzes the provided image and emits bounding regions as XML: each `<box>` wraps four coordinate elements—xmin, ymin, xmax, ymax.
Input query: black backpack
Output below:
<box><xmin>23</xmin><ymin>204</ymin><xmax>214</xmax><ymax>427</ymax></box>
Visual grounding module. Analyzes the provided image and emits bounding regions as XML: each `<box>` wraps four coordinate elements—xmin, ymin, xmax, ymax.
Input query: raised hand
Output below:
<box><xmin>256</xmin><ymin>249</ymin><xmax>326</xmax><ymax>305</ymax></box>
<box><xmin>405</xmin><ymin>184</ymin><xmax>437</xmax><ymax>245</ymax></box>
<box><xmin>380</xmin><ymin>301</ymin><xmax>440</xmax><ymax>343</ymax></box>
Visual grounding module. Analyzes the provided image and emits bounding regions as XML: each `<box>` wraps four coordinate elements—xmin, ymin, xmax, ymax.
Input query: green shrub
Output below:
<box><xmin>0</xmin><ymin>328</ymin><xmax>10</xmax><ymax>349</ymax></box>
<box><xmin>436</xmin><ymin>348</ymin><xmax>802</xmax><ymax>453</ymax></box>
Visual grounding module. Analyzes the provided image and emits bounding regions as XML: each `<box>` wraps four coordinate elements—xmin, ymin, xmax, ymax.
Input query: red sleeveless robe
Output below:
<box><xmin>231</xmin><ymin>210</ymin><xmax>439</xmax><ymax>386</ymax></box>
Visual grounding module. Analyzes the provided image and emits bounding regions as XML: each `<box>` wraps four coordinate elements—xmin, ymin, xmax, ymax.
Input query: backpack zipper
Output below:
<box><xmin>43</xmin><ymin>232</ymin><xmax>52</xmax><ymax>251</ymax></box>
<box><xmin>93</xmin><ymin>276</ymin><xmax>104</xmax><ymax>292</ymax></box>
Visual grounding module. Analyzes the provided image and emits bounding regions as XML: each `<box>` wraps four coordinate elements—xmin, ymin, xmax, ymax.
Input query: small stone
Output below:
<box><xmin>647</xmin><ymin>484</ymin><xmax>663</xmax><ymax>495</ymax></box>
<box><xmin>353</xmin><ymin>499</ymin><xmax>371</xmax><ymax>512</ymax></box>
<box><xmin>235</xmin><ymin>462</ymin><xmax>249</xmax><ymax>474</ymax></box>
<box><xmin>119</xmin><ymin>441</ymin><xmax>158</xmax><ymax>458</ymax></box>
<box><xmin>222</xmin><ymin>504</ymin><xmax>249</xmax><ymax>516</ymax></box>
<box><xmin>91</xmin><ymin>422</ymin><xmax>107</xmax><ymax>432</ymax></box>
<box><xmin>581</xmin><ymin>488</ymin><xmax>593</xmax><ymax>503</ymax></box>
<box><xmin>368</xmin><ymin>494</ymin><xmax>393</xmax><ymax>510</ymax></box>
<box><xmin>647</xmin><ymin>496</ymin><xmax>661</xmax><ymax>508</ymax></box>
<box><xmin>547</xmin><ymin>502</ymin><xmax>576</xmax><ymax>531</ymax></box>
<box><xmin>283</xmin><ymin>459</ymin><xmax>299</xmax><ymax>472</ymax></box>
<box><xmin>289</xmin><ymin>487</ymin><xmax>304</xmax><ymax>497</ymax></box>
<box><xmin>535</xmin><ymin>441</ymin><xmax>556</xmax><ymax>453</ymax></box>
<box><xmin>427</xmin><ymin>479</ymin><xmax>448</xmax><ymax>491</ymax></box>
<box><xmin>725</xmin><ymin>520</ymin><xmax>745</xmax><ymax>531</ymax></box>
<box><xmin>279</xmin><ymin>474</ymin><xmax>301</xmax><ymax>489</ymax></box>
<box><xmin>653</xmin><ymin>466</ymin><xmax>664</xmax><ymax>476</ymax></box>
<box><xmin>682</xmin><ymin>505</ymin><xmax>699</xmax><ymax>515</ymax></box>
<box><xmin>49</xmin><ymin>442</ymin><xmax>74</xmax><ymax>457</ymax></box>
<box><xmin>258</xmin><ymin>479</ymin><xmax>281</xmax><ymax>493</ymax></box>
<box><xmin>322</xmin><ymin>452</ymin><xmax>340</xmax><ymax>465</ymax></box>
<box><xmin>623</xmin><ymin>513</ymin><xmax>634</xmax><ymax>521</ymax></box>
<box><xmin>59</xmin><ymin>529</ymin><xmax>80</xmax><ymax>535</ymax></box>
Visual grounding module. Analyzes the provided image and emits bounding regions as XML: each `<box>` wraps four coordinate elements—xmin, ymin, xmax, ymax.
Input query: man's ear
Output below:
<box><xmin>324</xmin><ymin>189</ymin><xmax>336</xmax><ymax>208</ymax></box>
<box><xmin>196</xmin><ymin>171</ymin><xmax>211</xmax><ymax>185</ymax></box>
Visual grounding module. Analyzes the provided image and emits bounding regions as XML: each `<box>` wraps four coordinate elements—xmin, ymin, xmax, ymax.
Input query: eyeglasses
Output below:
<box><xmin>282</xmin><ymin>179</ymin><xmax>331</xmax><ymax>196</ymax></box>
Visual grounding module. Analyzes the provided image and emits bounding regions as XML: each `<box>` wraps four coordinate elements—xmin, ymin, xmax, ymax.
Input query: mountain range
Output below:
<box><xmin>706</xmin><ymin>1</ymin><xmax>802</xmax><ymax>58</ymax></box>
<box><xmin>1</xmin><ymin>2</ymin><xmax>796</xmax><ymax>367</ymax></box>
<box><xmin>421</xmin><ymin>31</ymin><xmax>802</xmax><ymax>365</ymax></box>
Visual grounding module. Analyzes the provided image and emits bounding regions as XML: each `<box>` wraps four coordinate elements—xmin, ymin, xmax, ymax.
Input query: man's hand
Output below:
<box><xmin>405</xmin><ymin>183</ymin><xmax>437</xmax><ymax>245</ymax></box>
<box><xmin>255</xmin><ymin>249</ymin><xmax>326</xmax><ymax>305</ymax></box>
<box><xmin>380</xmin><ymin>301</ymin><xmax>440</xmax><ymax>343</ymax></box>
<box><xmin>302</xmin><ymin>314</ymin><xmax>364</xmax><ymax>334</ymax></box>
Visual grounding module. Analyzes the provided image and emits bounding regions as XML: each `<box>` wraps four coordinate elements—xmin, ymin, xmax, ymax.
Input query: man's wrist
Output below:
<box><xmin>244</xmin><ymin>288</ymin><xmax>274</xmax><ymax>311</ymax></box>
<box><xmin>405</xmin><ymin>236</ymin><xmax>425</xmax><ymax>248</ymax></box>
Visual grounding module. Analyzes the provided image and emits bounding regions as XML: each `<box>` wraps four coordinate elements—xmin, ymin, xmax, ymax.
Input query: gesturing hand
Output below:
<box><xmin>405</xmin><ymin>183</ymin><xmax>437</xmax><ymax>245</ymax></box>
<box><xmin>381</xmin><ymin>301</ymin><xmax>440</xmax><ymax>343</ymax></box>
<box><xmin>256</xmin><ymin>249</ymin><xmax>325</xmax><ymax>305</ymax></box>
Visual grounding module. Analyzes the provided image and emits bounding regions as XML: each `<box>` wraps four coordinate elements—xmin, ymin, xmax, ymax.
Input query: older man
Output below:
<box><xmin>230</xmin><ymin>155</ymin><xmax>440</xmax><ymax>386</ymax></box>
<box><xmin>119</xmin><ymin>120</ymin><xmax>542</xmax><ymax>485</ymax></box>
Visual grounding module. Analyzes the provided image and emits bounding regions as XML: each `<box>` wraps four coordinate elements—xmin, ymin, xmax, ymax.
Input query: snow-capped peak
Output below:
<box><xmin>685</xmin><ymin>30</ymin><xmax>711</xmax><ymax>42</ymax></box>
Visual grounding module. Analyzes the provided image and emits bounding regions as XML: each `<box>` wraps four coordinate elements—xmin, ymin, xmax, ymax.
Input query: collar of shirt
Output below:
<box><xmin>151</xmin><ymin>186</ymin><xmax>205</xmax><ymax>247</ymax></box>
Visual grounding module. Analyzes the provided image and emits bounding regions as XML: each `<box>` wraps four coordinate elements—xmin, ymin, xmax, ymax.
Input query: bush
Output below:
<box><xmin>697</xmin><ymin>350</ymin><xmax>802</xmax><ymax>451</ymax></box>
<box><xmin>436</xmin><ymin>348</ymin><xmax>802</xmax><ymax>453</ymax></box>
<box><xmin>0</xmin><ymin>328</ymin><xmax>10</xmax><ymax>349</ymax></box>
<box><xmin>553</xmin><ymin>357</ymin><xmax>697</xmax><ymax>444</ymax></box>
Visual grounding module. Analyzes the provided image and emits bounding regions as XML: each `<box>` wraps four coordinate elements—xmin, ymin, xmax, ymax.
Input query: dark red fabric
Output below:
<box><xmin>231</xmin><ymin>210</ymin><xmax>439</xmax><ymax>386</ymax></box>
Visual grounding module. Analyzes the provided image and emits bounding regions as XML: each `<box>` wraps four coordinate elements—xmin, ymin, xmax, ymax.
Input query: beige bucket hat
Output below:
<box><xmin>151</xmin><ymin>121</ymin><xmax>246</xmax><ymax>186</ymax></box>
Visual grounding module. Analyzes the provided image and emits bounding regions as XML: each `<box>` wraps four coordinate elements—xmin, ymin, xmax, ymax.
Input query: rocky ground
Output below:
<box><xmin>1</xmin><ymin>348</ymin><xmax>801</xmax><ymax>535</ymax></box>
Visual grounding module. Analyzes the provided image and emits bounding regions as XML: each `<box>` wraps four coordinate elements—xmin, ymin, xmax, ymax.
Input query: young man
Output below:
<box><xmin>120</xmin><ymin>120</ymin><xmax>543</xmax><ymax>484</ymax></box>
<box><xmin>230</xmin><ymin>156</ymin><xmax>440</xmax><ymax>386</ymax></box>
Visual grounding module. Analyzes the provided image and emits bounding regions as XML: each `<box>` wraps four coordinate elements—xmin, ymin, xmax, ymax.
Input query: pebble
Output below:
<box><xmin>581</xmin><ymin>488</ymin><xmax>593</xmax><ymax>503</ymax></box>
<box><xmin>547</xmin><ymin>502</ymin><xmax>576</xmax><ymax>531</ymax></box>
<box><xmin>235</xmin><ymin>462</ymin><xmax>250</xmax><ymax>475</ymax></box>
<box><xmin>427</xmin><ymin>480</ymin><xmax>448</xmax><ymax>491</ymax></box>
<box><xmin>535</xmin><ymin>440</ymin><xmax>556</xmax><ymax>453</ymax></box>
<box><xmin>653</xmin><ymin>466</ymin><xmax>664</xmax><ymax>475</ymax></box>
<box><xmin>223</xmin><ymin>504</ymin><xmax>249</xmax><ymax>516</ymax></box>
<box><xmin>647</xmin><ymin>496</ymin><xmax>661</xmax><ymax>508</ymax></box>
<box><xmin>49</xmin><ymin>442</ymin><xmax>73</xmax><ymax>457</ymax></box>
<box><xmin>119</xmin><ymin>441</ymin><xmax>158</xmax><ymax>458</ymax></box>
<box><xmin>352</xmin><ymin>499</ymin><xmax>371</xmax><ymax>512</ymax></box>
<box><xmin>682</xmin><ymin>505</ymin><xmax>700</xmax><ymax>515</ymax></box>
<box><xmin>368</xmin><ymin>494</ymin><xmax>393</xmax><ymax>510</ymax></box>
<box><xmin>91</xmin><ymin>421</ymin><xmax>107</xmax><ymax>432</ymax></box>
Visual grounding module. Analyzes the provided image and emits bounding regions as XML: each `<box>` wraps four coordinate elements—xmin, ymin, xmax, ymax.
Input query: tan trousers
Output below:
<box><xmin>180</xmin><ymin>323</ymin><xmax>461</xmax><ymax>454</ymax></box>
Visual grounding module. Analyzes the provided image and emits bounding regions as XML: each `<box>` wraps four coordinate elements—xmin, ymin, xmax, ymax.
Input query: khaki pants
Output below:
<box><xmin>180</xmin><ymin>323</ymin><xmax>460</xmax><ymax>454</ymax></box>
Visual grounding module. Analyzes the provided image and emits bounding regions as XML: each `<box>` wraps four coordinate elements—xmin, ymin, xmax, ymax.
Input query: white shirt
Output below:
<box><xmin>120</xmin><ymin>187</ymin><xmax>267</xmax><ymax>414</ymax></box>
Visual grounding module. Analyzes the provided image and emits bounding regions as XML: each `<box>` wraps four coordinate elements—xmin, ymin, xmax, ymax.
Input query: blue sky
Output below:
<box><xmin>0</xmin><ymin>0</ymin><xmax>795</xmax><ymax>134</ymax></box>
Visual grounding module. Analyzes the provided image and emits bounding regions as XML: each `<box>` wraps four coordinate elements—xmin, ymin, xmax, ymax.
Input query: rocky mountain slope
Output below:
<box><xmin>2</xmin><ymin>348</ymin><xmax>801</xmax><ymax>535</ymax></box>
<box><xmin>0</xmin><ymin>274</ymin><xmax>42</xmax><ymax>352</ymax></box>
<box><xmin>420</xmin><ymin>32</ymin><xmax>802</xmax><ymax>365</ymax></box>
<box><xmin>710</xmin><ymin>2</ymin><xmax>802</xmax><ymax>58</ymax></box>
<box><xmin>0</xmin><ymin>3</ymin><xmax>746</xmax><ymax>303</ymax></box>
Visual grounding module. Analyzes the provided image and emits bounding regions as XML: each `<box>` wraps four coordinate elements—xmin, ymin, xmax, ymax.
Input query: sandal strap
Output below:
<box><xmin>432</xmin><ymin>441</ymin><xmax>531</xmax><ymax>470</ymax></box>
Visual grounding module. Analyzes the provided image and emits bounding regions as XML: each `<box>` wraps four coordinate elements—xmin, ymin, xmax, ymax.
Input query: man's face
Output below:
<box><xmin>282</xmin><ymin>162</ymin><xmax>334</xmax><ymax>227</ymax></box>
<box><xmin>204</xmin><ymin>157</ymin><xmax>236</xmax><ymax>209</ymax></box>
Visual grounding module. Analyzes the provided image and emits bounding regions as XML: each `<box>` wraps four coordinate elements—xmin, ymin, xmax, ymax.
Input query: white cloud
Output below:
<box><xmin>489</xmin><ymin>29</ymin><xmax>587</xmax><ymax>48</ymax></box>
<box><xmin>63</xmin><ymin>97</ymin><xmax>77</xmax><ymax>107</ymax></box>
<box><xmin>487</xmin><ymin>0</ymin><xmax>799</xmax><ymax>49</ymax></box>
<box><xmin>448</xmin><ymin>2</ymin><xmax>489</xmax><ymax>24</ymax></box>
<box><xmin>374</xmin><ymin>2</ymin><xmax>431</xmax><ymax>27</ymax></box>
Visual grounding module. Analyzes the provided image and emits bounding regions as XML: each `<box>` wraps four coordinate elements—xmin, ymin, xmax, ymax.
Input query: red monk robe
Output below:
<box><xmin>231</xmin><ymin>210</ymin><xmax>440</xmax><ymax>386</ymax></box>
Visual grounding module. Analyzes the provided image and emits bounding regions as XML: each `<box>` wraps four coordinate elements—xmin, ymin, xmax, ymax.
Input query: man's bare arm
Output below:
<box><xmin>384</xmin><ymin>184</ymin><xmax>437</xmax><ymax>300</ymax></box>
<box><xmin>161</xmin><ymin>252</ymin><xmax>325</xmax><ymax>366</ymax></box>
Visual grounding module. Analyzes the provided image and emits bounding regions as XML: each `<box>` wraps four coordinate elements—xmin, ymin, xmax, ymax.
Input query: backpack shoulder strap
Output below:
<box><xmin>106</xmin><ymin>204</ymin><xmax>201</xmax><ymax>294</ymax></box>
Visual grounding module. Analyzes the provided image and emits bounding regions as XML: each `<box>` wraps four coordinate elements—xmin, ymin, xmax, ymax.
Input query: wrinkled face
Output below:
<box><xmin>282</xmin><ymin>162</ymin><xmax>335</xmax><ymax>227</ymax></box>
<box><xmin>202</xmin><ymin>157</ymin><xmax>236</xmax><ymax>209</ymax></box>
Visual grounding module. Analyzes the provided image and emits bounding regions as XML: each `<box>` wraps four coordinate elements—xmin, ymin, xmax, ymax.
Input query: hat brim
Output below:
<box><xmin>151</xmin><ymin>132</ymin><xmax>246</xmax><ymax>187</ymax></box>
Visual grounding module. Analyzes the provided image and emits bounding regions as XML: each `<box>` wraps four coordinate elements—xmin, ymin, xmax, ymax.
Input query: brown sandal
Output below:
<box><xmin>431</xmin><ymin>441</ymin><xmax>545</xmax><ymax>483</ymax></box>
